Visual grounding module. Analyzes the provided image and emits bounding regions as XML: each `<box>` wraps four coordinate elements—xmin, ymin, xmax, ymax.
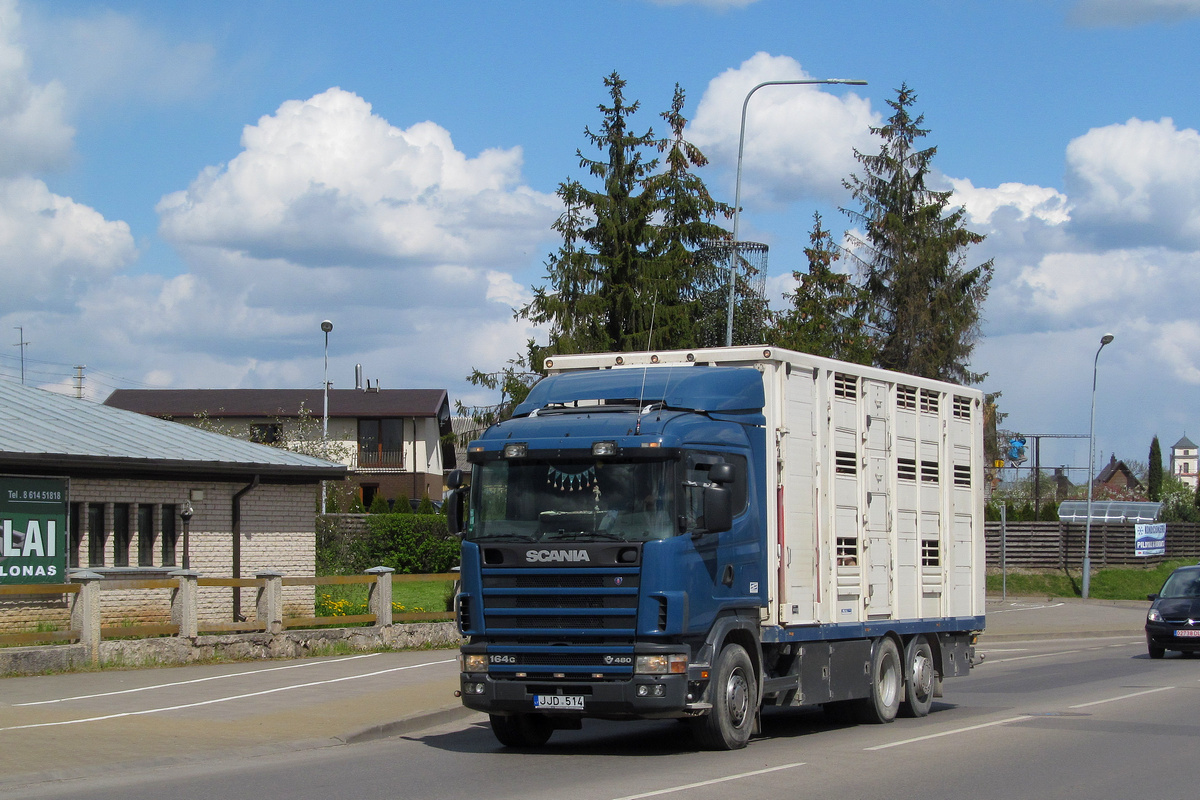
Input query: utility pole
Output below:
<box><xmin>13</xmin><ymin>326</ymin><xmax>29</xmax><ymax>384</ymax></box>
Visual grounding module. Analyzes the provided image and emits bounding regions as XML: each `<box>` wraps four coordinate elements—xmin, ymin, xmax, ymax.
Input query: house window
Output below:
<box><xmin>359</xmin><ymin>419</ymin><xmax>406</xmax><ymax>467</ymax></box>
<box><xmin>162</xmin><ymin>504</ymin><xmax>178</xmax><ymax>567</ymax></box>
<box><xmin>87</xmin><ymin>503</ymin><xmax>106</xmax><ymax>567</ymax></box>
<box><xmin>138</xmin><ymin>504</ymin><xmax>155</xmax><ymax>567</ymax></box>
<box><xmin>113</xmin><ymin>504</ymin><xmax>131</xmax><ymax>567</ymax></box>
<box><xmin>251</xmin><ymin>423</ymin><xmax>281</xmax><ymax>444</ymax></box>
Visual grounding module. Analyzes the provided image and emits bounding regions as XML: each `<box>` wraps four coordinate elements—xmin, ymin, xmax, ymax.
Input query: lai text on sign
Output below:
<box><xmin>1</xmin><ymin>476</ymin><xmax>68</xmax><ymax>584</ymax></box>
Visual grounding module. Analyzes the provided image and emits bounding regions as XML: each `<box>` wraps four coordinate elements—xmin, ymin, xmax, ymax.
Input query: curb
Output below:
<box><xmin>341</xmin><ymin>704</ymin><xmax>484</xmax><ymax>744</ymax></box>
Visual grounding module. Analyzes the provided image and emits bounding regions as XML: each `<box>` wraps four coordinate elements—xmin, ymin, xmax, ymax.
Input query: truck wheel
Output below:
<box><xmin>899</xmin><ymin>637</ymin><xmax>935</xmax><ymax>718</ymax></box>
<box><xmin>857</xmin><ymin>637</ymin><xmax>901</xmax><ymax>724</ymax></box>
<box><xmin>489</xmin><ymin>713</ymin><xmax>554</xmax><ymax>748</ymax></box>
<box><xmin>691</xmin><ymin>643</ymin><xmax>757</xmax><ymax>750</ymax></box>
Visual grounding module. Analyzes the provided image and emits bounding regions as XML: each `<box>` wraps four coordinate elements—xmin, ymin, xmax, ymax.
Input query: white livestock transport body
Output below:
<box><xmin>545</xmin><ymin>345</ymin><xmax>986</xmax><ymax>633</ymax></box>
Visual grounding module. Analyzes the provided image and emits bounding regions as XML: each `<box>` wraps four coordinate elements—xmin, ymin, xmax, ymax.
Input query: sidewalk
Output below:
<box><xmin>982</xmin><ymin>595</ymin><xmax>1149</xmax><ymax>641</ymax></box>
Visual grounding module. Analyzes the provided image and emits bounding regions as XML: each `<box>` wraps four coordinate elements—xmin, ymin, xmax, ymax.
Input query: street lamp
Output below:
<box><xmin>180</xmin><ymin>501</ymin><xmax>194</xmax><ymax>571</ymax></box>
<box><xmin>725</xmin><ymin>78</ymin><xmax>868</xmax><ymax>347</ymax></box>
<box><xmin>321</xmin><ymin>320</ymin><xmax>333</xmax><ymax>439</ymax></box>
<box><xmin>1082</xmin><ymin>332</ymin><xmax>1115</xmax><ymax>600</ymax></box>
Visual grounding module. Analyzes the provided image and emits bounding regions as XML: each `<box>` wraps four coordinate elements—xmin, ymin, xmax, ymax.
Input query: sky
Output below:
<box><xmin>1</xmin><ymin>0</ymin><xmax>1199</xmax><ymax>482</ymax></box>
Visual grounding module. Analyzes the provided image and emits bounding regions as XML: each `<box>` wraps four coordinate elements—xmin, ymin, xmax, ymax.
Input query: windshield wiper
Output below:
<box><xmin>472</xmin><ymin>533</ymin><xmax>538</xmax><ymax>542</ymax></box>
<box><xmin>542</xmin><ymin>530</ymin><xmax>624</xmax><ymax>542</ymax></box>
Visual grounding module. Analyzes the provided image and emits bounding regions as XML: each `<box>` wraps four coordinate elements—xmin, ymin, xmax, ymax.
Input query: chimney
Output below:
<box><xmin>355</xmin><ymin>364</ymin><xmax>363</xmax><ymax>391</ymax></box>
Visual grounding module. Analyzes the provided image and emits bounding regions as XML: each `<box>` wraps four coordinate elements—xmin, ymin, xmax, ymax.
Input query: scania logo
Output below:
<box><xmin>525</xmin><ymin>549</ymin><xmax>591</xmax><ymax>563</ymax></box>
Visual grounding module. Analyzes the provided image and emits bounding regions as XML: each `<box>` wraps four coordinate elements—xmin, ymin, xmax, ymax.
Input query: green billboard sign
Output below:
<box><xmin>0</xmin><ymin>476</ymin><xmax>69</xmax><ymax>584</ymax></box>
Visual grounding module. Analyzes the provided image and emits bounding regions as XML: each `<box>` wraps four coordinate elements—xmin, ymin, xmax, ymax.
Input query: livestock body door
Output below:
<box><xmin>863</xmin><ymin>379</ymin><xmax>893</xmax><ymax>618</ymax></box>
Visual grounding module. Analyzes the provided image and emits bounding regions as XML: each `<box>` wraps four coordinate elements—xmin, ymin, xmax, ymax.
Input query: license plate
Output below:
<box><xmin>1175</xmin><ymin>629</ymin><xmax>1200</xmax><ymax>637</ymax></box>
<box><xmin>533</xmin><ymin>694</ymin><xmax>584</xmax><ymax>710</ymax></box>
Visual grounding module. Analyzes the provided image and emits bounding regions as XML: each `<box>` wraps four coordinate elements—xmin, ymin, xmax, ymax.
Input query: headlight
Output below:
<box><xmin>461</xmin><ymin>654</ymin><xmax>488</xmax><ymax>672</ymax></box>
<box><xmin>1147</xmin><ymin>608</ymin><xmax>1163</xmax><ymax>623</ymax></box>
<box><xmin>635</xmin><ymin>654</ymin><xmax>688</xmax><ymax>675</ymax></box>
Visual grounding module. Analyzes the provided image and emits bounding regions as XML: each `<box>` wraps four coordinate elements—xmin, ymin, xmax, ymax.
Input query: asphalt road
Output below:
<box><xmin>0</xmin><ymin>597</ymin><xmax>1171</xmax><ymax>798</ymax></box>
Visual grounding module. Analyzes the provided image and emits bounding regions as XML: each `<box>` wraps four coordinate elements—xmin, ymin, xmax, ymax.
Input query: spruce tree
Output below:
<box><xmin>841</xmin><ymin>84</ymin><xmax>993</xmax><ymax>384</ymax></box>
<box><xmin>519</xmin><ymin>73</ymin><xmax>731</xmax><ymax>364</ymax></box>
<box><xmin>769</xmin><ymin>211</ymin><xmax>872</xmax><ymax>363</ymax></box>
<box><xmin>1148</xmin><ymin>436</ymin><xmax>1163</xmax><ymax>502</ymax></box>
<box><xmin>522</xmin><ymin>71</ymin><xmax>659</xmax><ymax>357</ymax></box>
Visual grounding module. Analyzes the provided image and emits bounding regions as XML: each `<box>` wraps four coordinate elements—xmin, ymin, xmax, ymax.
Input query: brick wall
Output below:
<box><xmin>0</xmin><ymin>477</ymin><xmax>319</xmax><ymax>633</ymax></box>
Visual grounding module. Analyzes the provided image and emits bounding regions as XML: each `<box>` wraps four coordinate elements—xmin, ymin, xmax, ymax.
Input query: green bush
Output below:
<box><xmin>416</xmin><ymin>492</ymin><xmax>436</xmax><ymax>515</ymax></box>
<box><xmin>348</xmin><ymin>513</ymin><xmax>459</xmax><ymax>574</ymax></box>
<box><xmin>368</xmin><ymin>494</ymin><xmax>391</xmax><ymax>514</ymax></box>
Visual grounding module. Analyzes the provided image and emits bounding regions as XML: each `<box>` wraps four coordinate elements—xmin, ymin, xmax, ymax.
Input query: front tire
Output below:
<box><xmin>489</xmin><ymin>713</ymin><xmax>554</xmax><ymax>748</ymax></box>
<box><xmin>900</xmin><ymin>637</ymin><xmax>936</xmax><ymax>718</ymax></box>
<box><xmin>857</xmin><ymin>637</ymin><xmax>902</xmax><ymax>724</ymax></box>
<box><xmin>692</xmin><ymin>643</ymin><xmax>757</xmax><ymax>750</ymax></box>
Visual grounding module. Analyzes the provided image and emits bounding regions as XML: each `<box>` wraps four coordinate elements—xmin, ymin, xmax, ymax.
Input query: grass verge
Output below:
<box><xmin>987</xmin><ymin>559</ymin><xmax>1196</xmax><ymax>600</ymax></box>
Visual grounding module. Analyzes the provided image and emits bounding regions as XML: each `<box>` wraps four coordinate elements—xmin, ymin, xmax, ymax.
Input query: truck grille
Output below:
<box><xmin>480</xmin><ymin>563</ymin><xmax>641</xmax><ymax>679</ymax></box>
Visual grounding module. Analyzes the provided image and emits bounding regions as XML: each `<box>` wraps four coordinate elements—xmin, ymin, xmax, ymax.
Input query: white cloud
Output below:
<box><xmin>22</xmin><ymin>6</ymin><xmax>215</xmax><ymax>109</ymax></box>
<box><xmin>0</xmin><ymin>0</ymin><xmax>72</xmax><ymax>177</ymax></box>
<box><xmin>158</xmin><ymin>88</ymin><xmax>560</xmax><ymax>270</ymax></box>
<box><xmin>1064</xmin><ymin>117</ymin><xmax>1200</xmax><ymax>248</ymax></box>
<box><xmin>1069</xmin><ymin>0</ymin><xmax>1200</xmax><ymax>26</ymax></box>
<box><xmin>948</xmin><ymin>178</ymin><xmax>1070</xmax><ymax>226</ymax></box>
<box><xmin>687</xmin><ymin>53</ymin><xmax>878</xmax><ymax>207</ymax></box>
<box><xmin>0</xmin><ymin>176</ymin><xmax>136</xmax><ymax>308</ymax></box>
<box><xmin>1154</xmin><ymin>320</ymin><xmax>1200</xmax><ymax>384</ymax></box>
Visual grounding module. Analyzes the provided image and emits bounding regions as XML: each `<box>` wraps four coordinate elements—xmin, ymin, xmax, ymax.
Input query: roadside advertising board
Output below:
<box><xmin>0</xmin><ymin>476</ymin><xmax>69</xmax><ymax>584</ymax></box>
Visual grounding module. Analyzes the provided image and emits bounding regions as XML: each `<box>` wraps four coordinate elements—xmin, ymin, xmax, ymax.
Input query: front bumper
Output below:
<box><xmin>1146</xmin><ymin>623</ymin><xmax>1200</xmax><ymax>652</ymax></box>
<box><xmin>460</xmin><ymin>672</ymin><xmax>695</xmax><ymax>719</ymax></box>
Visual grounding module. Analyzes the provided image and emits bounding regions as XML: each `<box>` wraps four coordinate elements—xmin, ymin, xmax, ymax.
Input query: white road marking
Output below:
<box><xmin>0</xmin><ymin>658</ymin><xmax>455</xmax><ymax>732</ymax></box>
<box><xmin>13</xmin><ymin>653</ymin><xmax>381</xmax><ymax>706</ymax></box>
<box><xmin>609</xmin><ymin>762</ymin><xmax>806</xmax><ymax>800</ymax></box>
<box><xmin>864</xmin><ymin>716</ymin><xmax>1033</xmax><ymax>751</ymax></box>
<box><xmin>1069</xmin><ymin>686</ymin><xmax>1175</xmax><ymax>708</ymax></box>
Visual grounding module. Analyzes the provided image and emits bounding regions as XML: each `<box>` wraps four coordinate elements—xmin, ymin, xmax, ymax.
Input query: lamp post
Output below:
<box><xmin>180</xmin><ymin>501</ymin><xmax>194</xmax><ymax>571</ymax></box>
<box><xmin>724</xmin><ymin>78</ymin><xmax>867</xmax><ymax>347</ymax></box>
<box><xmin>321</xmin><ymin>320</ymin><xmax>333</xmax><ymax>439</ymax></box>
<box><xmin>1082</xmin><ymin>332</ymin><xmax>1115</xmax><ymax>600</ymax></box>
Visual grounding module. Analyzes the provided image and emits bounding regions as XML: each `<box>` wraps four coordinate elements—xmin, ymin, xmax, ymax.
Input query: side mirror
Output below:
<box><xmin>1147</xmin><ymin>593</ymin><xmax>1158</xmax><ymax>602</ymax></box>
<box><xmin>702</xmin><ymin>486</ymin><xmax>732</xmax><ymax>534</ymax></box>
<box><xmin>446</xmin><ymin>488</ymin><xmax>466</xmax><ymax>536</ymax></box>
<box><xmin>709</xmin><ymin>463</ymin><xmax>735</xmax><ymax>485</ymax></box>
<box><xmin>447</xmin><ymin>469</ymin><xmax>464</xmax><ymax>490</ymax></box>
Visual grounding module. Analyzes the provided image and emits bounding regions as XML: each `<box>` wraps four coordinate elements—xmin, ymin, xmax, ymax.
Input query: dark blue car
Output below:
<box><xmin>1146</xmin><ymin>565</ymin><xmax>1200</xmax><ymax>659</ymax></box>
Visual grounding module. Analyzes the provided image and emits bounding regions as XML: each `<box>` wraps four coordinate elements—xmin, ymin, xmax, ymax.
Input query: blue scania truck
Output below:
<box><xmin>447</xmin><ymin>346</ymin><xmax>985</xmax><ymax>749</ymax></box>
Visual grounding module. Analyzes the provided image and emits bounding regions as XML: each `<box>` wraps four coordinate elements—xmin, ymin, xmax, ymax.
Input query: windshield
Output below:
<box><xmin>1159</xmin><ymin>569</ymin><xmax>1200</xmax><ymax>599</ymax></box>
<box><xmin>467</xmin><ymin>458</ymin><xmax>674</xmax><ymax>542</ymax></box>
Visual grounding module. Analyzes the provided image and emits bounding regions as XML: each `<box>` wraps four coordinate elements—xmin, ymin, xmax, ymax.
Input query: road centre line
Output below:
<box><xmin>609</xmin><ymin>762</ymin><xmax>806</xmax><ymax>800</ymax></box>
<box><xmin>1069</xmin><ymin>686</ymin><xmax>1176</xmax><ymax>709</ymax></box>
<box><xmin>0</xmin><ymin>658</ymin><xmax>455</xmax><ymax>733</ymax></box>
<box><xmin>863</xmin><ymin>716</ymin><xmax>1033</xmax><ymax>751</ymax></box>
<box><xmin>13</xmin><ymin>653</ymin><xmax>382</xmax><ymax>706</ymax></box>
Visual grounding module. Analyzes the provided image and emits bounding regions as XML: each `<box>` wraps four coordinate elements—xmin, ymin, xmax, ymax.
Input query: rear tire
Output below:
<box><xmin>857</xmin><ymin>637</ymin><xmax>902</xmax><ymax>724</ymax></box>
<box><xmin>691</xmin><ymin>643</ymin><xmax>757</xmax><ymax>750</ymax></box>
<box><xmin>489</xmin><ymin>713</ymin><xmax>554</xmax><ymax>748</ymax></box>
<box><xmin>900</xmin><ymin>637</ymin><xmax>935</xmax><ymax>718</ymax></box>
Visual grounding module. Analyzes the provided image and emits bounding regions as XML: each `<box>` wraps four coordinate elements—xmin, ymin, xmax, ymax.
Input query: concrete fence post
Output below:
<box><xmin>69</xmin><ymin>571</ymin><xmax>104</xmax><ymax>664</ymax></box>
<box><xmin>366</xmin><ymin>566</ymin><xmax>395</xmax><ymax>627</ymax></box>
<box><xmin>255</xmin><ymin>571</ymin><xmax>284</xmax><ymax>634</ymax></box>
<box><xmin>169</xmin><ymin>570</ymin><xmax>200</xmax><ymax>638</ymax></box>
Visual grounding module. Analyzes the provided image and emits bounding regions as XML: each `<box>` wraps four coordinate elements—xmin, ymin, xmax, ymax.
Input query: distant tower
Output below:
<box><xmin>1171</xmin><ymin>435</ymin><xmax>1199</xmax><ymax>489</ymax></box>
